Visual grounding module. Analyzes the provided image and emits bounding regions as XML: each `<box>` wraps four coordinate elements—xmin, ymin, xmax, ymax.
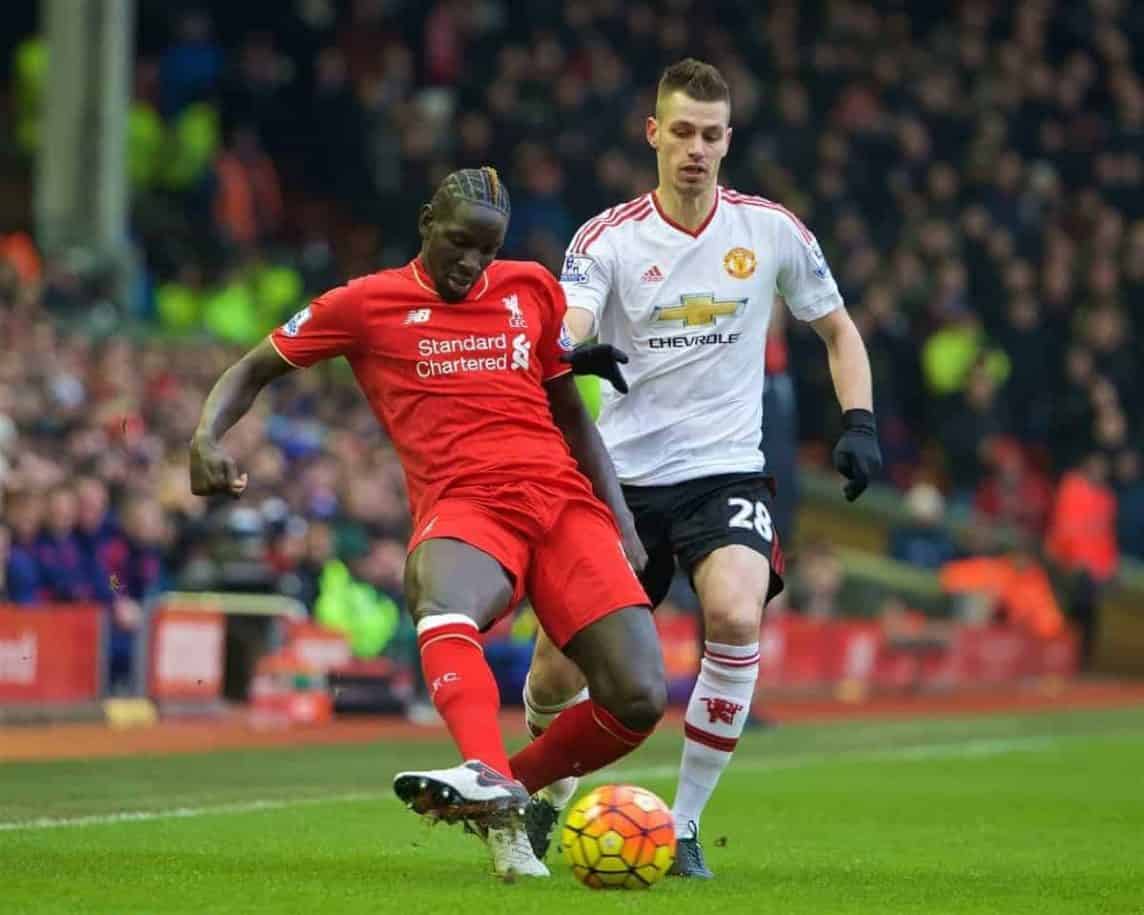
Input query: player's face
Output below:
<box><xmin>419</xmin><ymin>201</ymin><xmax>507</xmax><ymax>302</ymax></box>
<box><xmin>647</xmin><ymin>92</ymin><xmax>732</xmax><ymax>198</ymax></box>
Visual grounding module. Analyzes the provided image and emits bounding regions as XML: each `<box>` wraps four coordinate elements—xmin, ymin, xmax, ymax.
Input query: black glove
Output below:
<box><xmin>832</xmin><ymin>409</ymin><xmax>883</xmax><ymax>502</ymax></box>
<box><xmin>560</xmin><ymin>342</ymin><xmax>630</xmax><ymax>394</ymax></box>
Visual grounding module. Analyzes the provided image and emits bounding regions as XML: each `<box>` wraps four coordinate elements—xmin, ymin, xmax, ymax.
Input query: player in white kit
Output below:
<box><xmin>524</xmin><ymin>59</ymin><xmax>883</xmax><ymax>877</ymax></box>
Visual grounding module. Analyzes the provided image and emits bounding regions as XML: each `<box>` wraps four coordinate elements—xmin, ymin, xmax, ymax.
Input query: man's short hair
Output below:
<box><xmin>657</xmin><ymin>58</ymin><xmax>731</xmax><ymax>112</ymax></box>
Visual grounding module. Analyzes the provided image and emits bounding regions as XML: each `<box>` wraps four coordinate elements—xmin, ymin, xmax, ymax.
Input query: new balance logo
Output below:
<box><xmin>405</xmin><ymin>308</ymin><xmax>432</xmax><ymax>325</ymax></box>
<box><xmin>503</xmin><ymin>294</ymin><xmax>527</xmax><ymax>328</ymax></box>
<box><xmin>641</xmin><ymin>265</ymin><xmax>665</xmax><ymax>284</ymax></box>
<box><xmin>510</xmin><ymin>333</ymin><xmax>531</xmax><ymax>370</ymax></box>
<box><xmin>701</xmin><ymin>697</ymin><xmax>744</xmax><ymax>726</ymax></box>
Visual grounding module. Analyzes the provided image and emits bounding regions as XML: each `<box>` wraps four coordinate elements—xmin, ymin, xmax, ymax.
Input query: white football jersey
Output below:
<box><xmin>560</xmin><ymin>186</ymin><xmax>843</xmax><ymax>486</ymax></box>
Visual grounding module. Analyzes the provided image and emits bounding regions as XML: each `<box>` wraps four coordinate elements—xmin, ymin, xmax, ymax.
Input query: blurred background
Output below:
<box><xmin>1</xmin><ymin>0</ymin><xmax>1142</xmax><ymax>728</ymax></box>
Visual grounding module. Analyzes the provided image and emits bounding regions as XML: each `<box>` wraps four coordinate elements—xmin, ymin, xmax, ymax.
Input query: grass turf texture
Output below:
<box><xmin>2</xmin><ymin>707</ymin><xmax>1142</xmax><ymax>914</ymax></box>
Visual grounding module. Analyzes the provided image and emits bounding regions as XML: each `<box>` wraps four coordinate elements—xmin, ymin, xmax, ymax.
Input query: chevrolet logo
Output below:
<box><xmin>653</xmin><ymin>294</ymin><xmax>746</xmax><ymax>327</ymax></box>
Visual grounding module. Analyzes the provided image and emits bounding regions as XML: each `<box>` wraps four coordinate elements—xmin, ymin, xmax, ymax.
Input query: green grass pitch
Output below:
<box><xmin>2</xmin><ymin>707</ymin><xmax>1142</xmax><ymax>914</ymax></box>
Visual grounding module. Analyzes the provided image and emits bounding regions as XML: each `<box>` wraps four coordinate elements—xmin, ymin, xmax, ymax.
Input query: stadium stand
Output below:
<box><xmin>2</xmin><ymin>0</ymin><xmax>1142</xmax><ymax>695</ymax></box>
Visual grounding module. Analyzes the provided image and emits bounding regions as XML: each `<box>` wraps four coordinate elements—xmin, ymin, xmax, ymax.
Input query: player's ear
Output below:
<box><xmin>418</xmin><ymin>204</ymin><xmax>433</xmax><ymax>240</ymax></box>
<box><xmin>646</xmin><ymin>115</ymin><xmax>658</xmax><ymax>150</ymax></box>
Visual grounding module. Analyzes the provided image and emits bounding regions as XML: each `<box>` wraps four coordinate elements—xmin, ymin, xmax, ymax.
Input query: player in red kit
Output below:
<box><xmin>189</xmin><ymin>167</ymin><xmax>665</xmax><ymax>878</ymax></box>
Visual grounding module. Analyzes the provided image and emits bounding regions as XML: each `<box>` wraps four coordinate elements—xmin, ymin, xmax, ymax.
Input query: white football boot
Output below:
<box><xmin>485</xmin><ymin>825</ymin><xmax>551</xmax><ymax>878</ymax></box>
<box><xmin>393</xmin><ymin>760</ymin><xmax>529</xmax><ymax>828</ymax></box>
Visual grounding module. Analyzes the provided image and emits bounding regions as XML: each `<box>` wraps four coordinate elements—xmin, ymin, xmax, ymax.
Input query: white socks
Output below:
<box><xmin>672</xmin><ymin>640</ymin><xmax>760</xmax><ymax>837</ymax></box>
<box><xmin>523</xmin><ymin>675</ymin><xmax>588</xmax><ymax>808</ymax></box>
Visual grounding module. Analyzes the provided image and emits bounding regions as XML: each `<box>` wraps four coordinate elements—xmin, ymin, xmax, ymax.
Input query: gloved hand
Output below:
<box><xmin>560</xmin><ymin>342</ymin><xmax>630</xmax><ymax>393</ymax></box>
<box><xmin>832</xmin><ymin>409</ymin><xmax>883</xmax><ymax>502</ymax></box>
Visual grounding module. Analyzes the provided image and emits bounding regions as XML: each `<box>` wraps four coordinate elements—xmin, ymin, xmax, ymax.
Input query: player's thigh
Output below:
<box><xmin>692</xmin><ymin>545</ymin><xmax>771</xmax><ymax>642</ymax></box>
<box><xmin>526</xmin><ymin>500</ymin><xmax>651</xmax><ymax>649</ymax></box>
<box><xmin>674</xmin><ymin>475</ymin><xmax>786</xmax><ymax>641</ymax></box>
<box><xmin>529</xmin><ymin>501</ymin><xmax>663</xmax><ymax>726</ymax></box>
<box><xmin>405</xmin><ymin>537</ymin><xmax>516</xmax><ymax>630</ymax></box>
<box><xmin>528</xmin><ymin>628</ymin><xmax>587</xmax><ymax>707</ymax></box>
<box><xmin>526</xmin><ymin>491</ymin><xmax>667</xmax><ymax>707</ymax></box>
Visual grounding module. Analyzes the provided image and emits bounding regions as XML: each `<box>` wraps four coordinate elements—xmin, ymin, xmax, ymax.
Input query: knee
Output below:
<box><xmin>594</xmin><ymin>666</ymin><xmax>667</xmax><ymax>734</ymax></box>
<box><xmin>527</xmin><ymin>639</ymin><xmax>586</xmax><ymax>708</ymax></box>
<box><xmin>703</xmin><ymin>596</ymin><xmax>765</xmax><ymax>645</ymax></box>
<box><xmin>694</xmin><ymin>547</ymin><xmax>770</xmax><ymax>643</ymax></box>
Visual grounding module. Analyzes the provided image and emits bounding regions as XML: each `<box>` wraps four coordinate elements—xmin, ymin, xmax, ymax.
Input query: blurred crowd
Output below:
<box><xmin>2</xmin><ymin>0</ymin><xmax>1143</xmax><ymax>677</ymax></box>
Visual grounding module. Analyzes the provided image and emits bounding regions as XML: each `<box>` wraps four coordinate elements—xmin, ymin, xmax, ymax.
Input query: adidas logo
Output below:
<box><xmin>641</xmin><ymin>265</ymin><xmax>664</xmax><ymax>283</ymax></box>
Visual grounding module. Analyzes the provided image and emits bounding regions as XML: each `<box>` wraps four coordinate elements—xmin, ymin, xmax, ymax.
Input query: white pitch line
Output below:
<box><xmin>0</xmin><ymin>791</ymin><xmax>387</xmax><ymax>833</ymax></box>
<box><xmin>0</xmin><ymin>733</ymin><xmax>1090</xmax><ymax>834</ymax></box>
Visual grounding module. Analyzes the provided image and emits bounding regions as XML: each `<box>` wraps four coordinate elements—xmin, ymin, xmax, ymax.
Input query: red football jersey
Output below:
<box><xmin>270</xmin><ymin>258</ymin><xmax>592</xmax><ymax>522</ymax></box>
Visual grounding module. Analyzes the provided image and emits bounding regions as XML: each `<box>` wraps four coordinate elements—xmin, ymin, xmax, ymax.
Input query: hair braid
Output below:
<box><xmin>432</xmin><ymin>166</ymin><xmax>511</xmax><ymax>218</ymax></box>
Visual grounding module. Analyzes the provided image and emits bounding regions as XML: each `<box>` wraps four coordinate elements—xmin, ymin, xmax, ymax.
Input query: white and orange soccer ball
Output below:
<box><xmin>560</xmin><ymin>784</ymin><xmax>676</xmax><ymax>889</ymax></box>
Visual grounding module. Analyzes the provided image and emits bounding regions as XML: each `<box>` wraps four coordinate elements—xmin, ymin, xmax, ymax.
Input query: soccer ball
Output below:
<box><xmin>561</xmin><ymin>784</ymin><xmax>676</xmax><ymax>889</ymax></box>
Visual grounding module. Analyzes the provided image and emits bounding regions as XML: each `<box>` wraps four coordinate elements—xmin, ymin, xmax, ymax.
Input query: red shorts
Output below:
<box><xmin>407</xmin><ymin>484</ymin><xmax>651</xmax><ymax>648</ymax></box>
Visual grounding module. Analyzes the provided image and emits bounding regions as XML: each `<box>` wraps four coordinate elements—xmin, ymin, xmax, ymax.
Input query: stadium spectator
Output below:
<box><xmin>974</xmin><ymin>439</ymin><xmax>1054</xmax><ymax>540</ymax></box>
<box><xmin>75</xmin><ymin>476</ymin><xmax>128</xmax><ymax>582</ymax></box>
<box><xmin>213</xmin><ymin>126</ymin><xmax>284</xmax><ymax>249</ymax></box>
<box><xmin>117</xmin><ymin>496</ymin><xmax>168</xmax><ymax>603</ymax></box>
<box><xmin>158</xmin><ymin>9</ymin><xmax>222</xmax><ymax>118</ymax></box>
<box><xmin>937</xmin><ymin>361</ymin><xmax>1009</xmax><ymax>509</ymax></box>
<box><xmin>1046</xmin><ymin>453</ymin><xmax>1119</xmax><ymax>668</ymax></box>
<box><xmin>36</xmin><ymin>484</ymin><xmax>113</xmax><ymax>605</ymax></box>
<box><xmin>4</xmin><ymin>490</ymin><xmax>44</xmax><ymax>605</ymax></box>
<box><xmin>791</xmin><ymin>540</ymin><xmax>844</xmax><ymax>620</ymax></box>
<box><xmin>939</xmin><ymin>545</ymin><xmax>1065</xmax><ymax>641</ymax></box>
<box><xmin>888</xmin><ymin>483</ymin><xmax>957</xmax><ymax>572</ymax></box>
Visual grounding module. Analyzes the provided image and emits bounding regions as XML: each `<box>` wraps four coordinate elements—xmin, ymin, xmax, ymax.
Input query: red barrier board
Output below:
<box><xmin>757</xmin><ymin>618</ymin><xmax>1075</xmax><ymax>690</ymax></box>
<box><xmin>0</xmin><ymin>604</ymin><xmax>102</xmax><ymax>703</ymax></box>
<box><xmin>285</xmin><ymin>621</ymin><xmax>352</xmax><ymax>673</ymax></box>
<box><xmin>148</xmin><ymin>606</ymin><xmax>225</xmax><ymax>701</ymax></box>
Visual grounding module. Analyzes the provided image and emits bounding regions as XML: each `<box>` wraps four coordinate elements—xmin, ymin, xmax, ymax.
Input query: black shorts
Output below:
<box><xmin>622</xmin><ymin>472</ymin><xmax>786</xmax><ymax>609</ymax></box>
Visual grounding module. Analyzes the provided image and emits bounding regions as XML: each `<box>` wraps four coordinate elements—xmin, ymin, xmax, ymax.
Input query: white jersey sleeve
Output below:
<box><xmin>774</xmin><ymin>216</ymin><xmax>844</xmax><ymax>321</ymax></box>
<box><xmin>559</xmin><ymin>229</ymin><xmax>615</xmax><ymax>336</ymax></box>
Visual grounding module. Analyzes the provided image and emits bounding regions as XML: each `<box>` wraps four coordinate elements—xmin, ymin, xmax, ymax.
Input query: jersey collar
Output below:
<box><xmin>409</xmin><ymin>258</ymin><xmax>491</xmax><ymax>301</ymax></box>
<box><xmin>651</xmin><ymin>186</ymin><xmax>720</xmax><ymax>239</ymax></box>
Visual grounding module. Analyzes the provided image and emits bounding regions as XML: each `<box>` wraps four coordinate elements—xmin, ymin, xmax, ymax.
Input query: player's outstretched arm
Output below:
<box><xmin>189</xmin><ymin>339</ymin><xmax>297</xmax><ymax>498</ymax></box>
<box><xmin>545</xmin><ymin>374</ymin><xmax>648</xmax><ymax>573</ymax></box>
<box><xmin>810</xmin><ymin>308</ymin><xmax>883</xmax><ymax>502</ymax></box>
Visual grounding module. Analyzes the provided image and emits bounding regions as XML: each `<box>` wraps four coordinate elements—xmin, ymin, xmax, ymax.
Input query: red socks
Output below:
<box><xmin>509</xmin><ymin>699</ymin><xmax>653</xmax><ymax>795</ymax></box>
<box><xmin>419</xmin><ymin>615</ymin><xmax>655</xmax><ymax>793</ymax></box>
<box><xmin>418</xmin><ymin>615</ymin><xmax>512</xmax><ymax>778</ymax></box>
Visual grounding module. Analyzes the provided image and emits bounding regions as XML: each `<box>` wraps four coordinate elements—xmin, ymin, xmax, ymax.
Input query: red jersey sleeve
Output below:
<box><xmin>269</xmin><ymin>281</ymin><xmax>364</xmax><ymax>368</ymax></box>
<box><xmin>536</xmin><ymin>268</ymin><xmax>575</xmax><ymax>382</ymax></box>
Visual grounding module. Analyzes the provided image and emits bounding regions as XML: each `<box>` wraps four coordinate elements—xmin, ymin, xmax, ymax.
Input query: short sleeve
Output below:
<box><xmin>536</xmin><ymin>269</ymin><xmax>575</xmax><ymax>382</ymax></box>
<box><xmin>774</xmin><ymin>214</ymin><xmax>844</xmax><ymax>322</ymax></box>
<box><xmin>269</xmin><ymin>281</ymin><xmax>364</xmax><ymax>368</ymax></box>
<box><xmin>558</xmin><ymin>225</ymin><xmax>615</xmax><ymax>335</ymax></box>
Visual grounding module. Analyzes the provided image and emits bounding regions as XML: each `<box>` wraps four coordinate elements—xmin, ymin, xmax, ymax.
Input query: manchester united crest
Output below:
<box><xmin>723</xmin><ymin>247</ymin><xmax>757</xmax><ymax>279</ymax></box>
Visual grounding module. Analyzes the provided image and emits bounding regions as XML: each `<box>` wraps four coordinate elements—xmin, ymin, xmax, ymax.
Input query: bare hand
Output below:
<box><xmin>189</xmin><ymin>434</ymin><xmax>248</xmax><ymax>498</ymax></box>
